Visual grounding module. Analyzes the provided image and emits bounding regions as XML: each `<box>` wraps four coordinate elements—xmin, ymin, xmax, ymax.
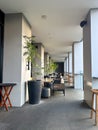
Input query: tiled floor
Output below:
<box><xmin>0</xmin><ymin>87</ymin><xmax>98</xmax><ymax>130</ymax></box>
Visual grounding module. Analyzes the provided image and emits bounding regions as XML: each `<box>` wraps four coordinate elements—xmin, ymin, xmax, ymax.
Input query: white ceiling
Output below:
<box><xmin>0</xmin><ymin>0</ymin><xmax>98</xmax><ymax>61</ymax></box>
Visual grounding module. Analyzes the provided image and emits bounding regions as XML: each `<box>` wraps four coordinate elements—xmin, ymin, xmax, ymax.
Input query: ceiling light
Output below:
<box><xmin>80</xmin><ymin>20</ymin><xmax>87</xmax><ymax>28</ymax></box>
<box><xmin>41</xmin><ymin>15</ymin><xmax>47</xmax><ymax>19</ymax></box>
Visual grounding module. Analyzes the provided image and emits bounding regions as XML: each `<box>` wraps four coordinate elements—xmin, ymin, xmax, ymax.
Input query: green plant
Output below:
<box><xmin>23</xmin><ymin>35</ymin><xmax>41</xmax><ymax>80</ymax></box>
<box><xmin>44</xmin><ymin>60</ymin><xmax>58</xmax><ymax>75</ymax></box>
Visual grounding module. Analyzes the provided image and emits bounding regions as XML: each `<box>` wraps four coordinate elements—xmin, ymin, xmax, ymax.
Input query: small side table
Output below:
<box><xmin>91</xmin><ymin>89</ymin><xmax>98</xmax><ymax>125</ymax></box>
<box><xmin>0</xmin><ymin>83</ymin><xmax>16</xmax><ymax>111</ymax></box>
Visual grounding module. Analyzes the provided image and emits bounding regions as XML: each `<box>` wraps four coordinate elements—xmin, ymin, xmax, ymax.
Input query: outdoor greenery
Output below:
<box><xmin>44</xmin><ymin>60</ymin><xmax>58</xmax><ymax>75</ymax></box>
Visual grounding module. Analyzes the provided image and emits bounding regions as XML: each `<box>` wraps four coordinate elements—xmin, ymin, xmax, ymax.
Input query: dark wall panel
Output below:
<box><xmin>55</xmin><ymin>62</ymin><xmax>64</xmax><ymax>75</ymax></box>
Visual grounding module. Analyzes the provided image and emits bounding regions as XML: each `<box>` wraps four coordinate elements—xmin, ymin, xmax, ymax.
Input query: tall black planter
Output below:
<box><xmin>28</xmin><ymin>80</ymin><xmax>42</xmax><ymax>104</ymax></box>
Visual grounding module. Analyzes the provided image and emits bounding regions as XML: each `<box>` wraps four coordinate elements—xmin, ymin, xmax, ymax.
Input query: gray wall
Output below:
<box><xmin>55</xmin><ymin>62</ymin><xmax>64</xmax><ymax>75</ymax></box>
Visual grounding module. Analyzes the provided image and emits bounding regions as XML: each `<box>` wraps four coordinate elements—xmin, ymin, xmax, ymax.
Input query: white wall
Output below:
<box><xmin>3</xmin><ymin>13</ymin><xmax>31</xmax><ymax>106</ymax></box>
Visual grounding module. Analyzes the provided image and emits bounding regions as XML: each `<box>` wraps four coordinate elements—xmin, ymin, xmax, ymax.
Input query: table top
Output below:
<box><xmin>0</xmin><ymin>83</ymin><xmax>16</xmax><ymax>87</ymax></box>
<box><xmin>91</xmin><ymin>89</ymin><xmax>98</xmax><ymax>94</ymax></box>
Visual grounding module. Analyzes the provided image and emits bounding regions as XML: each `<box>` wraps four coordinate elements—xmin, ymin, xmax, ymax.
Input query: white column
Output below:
<box><xmin>69</xmin><ymin>52</ymin><xmax>72</xmax><ymax>74</ymax></box>
<box><xmin>64</xmin><ymin>57</ymin><xmax>67</xmax><ymax>76</ymax></box>
<box><xmin>66</xmin><ymin>56</ymin><xmax>69</xmax><ymax>74</ymax></box>
<box><xmin>44</xmin><ymin>52</ymin><xmax>49</xmax><ymax>76</ymax></box>
<box><xmin>34</xmin><ymin>43</ymin><xmax>44</xmax><ymax>80</ymax></box>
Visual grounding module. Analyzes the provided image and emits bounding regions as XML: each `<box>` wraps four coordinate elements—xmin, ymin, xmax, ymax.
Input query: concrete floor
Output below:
<box><xmin>0</xmin><ymin>87</ymin><xmax>97</xmax><ymax>130</ymax></box>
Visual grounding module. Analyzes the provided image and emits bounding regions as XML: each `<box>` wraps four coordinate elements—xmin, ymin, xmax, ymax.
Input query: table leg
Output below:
<box><xmin>91</xmin><ymin>92</ymin><xmax>94</xmax><ymax>119</ymax></box>
<box><xmin>3</xmin><ymin>87</ymin><xmax>12</xmax><ymax>107</ymax></box>
<box><xmin>95</xmin><ymin>95</ymin><xmax>98</xmax><ymax>125</ymax></box>
<box><xmin>0</xmin><ymin>90</ymin><xmax>8</xmax><ymax>111</ymax></box>
<box><xmin>0</xmin><ymin>86</ymin><xmax>13</xmax><ymax>111</ymax></box>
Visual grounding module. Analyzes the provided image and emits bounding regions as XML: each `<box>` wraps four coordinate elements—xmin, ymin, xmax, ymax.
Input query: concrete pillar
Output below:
<box><xmin>64</xmin><ymin>57</ymin><xmax>67</xmax><ymax>77</ymax></box>
<box><xmin>66</xmin><ymin>56</ymin><xmax>69</xmax><ymax>74</ymax></box>
<box><xmin>68</xmin><ymin>52</ymin><xmax>70</xmax><ymax>75</ymax></box>
<box><xmin>83</xmin><ymin>9</ymin><xmax>98</xmax><ymax>106</ymax></box>
<box><xmin>44</xmin><ymin>52</ymin><xmax>49</xmax><ymax>76</ymax></box>
<box><xmin>3</xmin><ymin>13</ymin><xmax>32</xmax><ymax>106</ymax></box>
<box><xmin>34</xmin><ymin>43</ymin><xmax>44</xmax><ymax>80</ymax></box>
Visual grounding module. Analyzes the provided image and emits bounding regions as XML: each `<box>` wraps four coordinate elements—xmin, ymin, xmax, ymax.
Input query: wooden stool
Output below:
<box><xmin>91</xmin><ymin>89</ymin><xmax>98</xmax><ymax>125</ymax></box>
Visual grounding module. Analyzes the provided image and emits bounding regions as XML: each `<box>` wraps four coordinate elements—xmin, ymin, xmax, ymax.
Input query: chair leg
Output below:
<box><xmin>63</xmin><ymin>90</ymin><xmax>65</xmax><ymax>96</ymax></box>
<box><xmin>52</xmin><ymin>90</ymin><xmax>54</xmax><ymax>95</ymax></box>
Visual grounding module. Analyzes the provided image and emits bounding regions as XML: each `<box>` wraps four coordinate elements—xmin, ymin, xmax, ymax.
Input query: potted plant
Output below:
<box><xmin>24</xmin><ymin>35</ymin><xmax>42</xmax><ymax>104</ymax></box>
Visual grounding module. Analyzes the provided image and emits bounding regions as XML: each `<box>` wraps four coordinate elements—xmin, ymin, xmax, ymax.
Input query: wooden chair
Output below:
<box><xmin>52</xmin><ymin>79</ymin><xmax>65</xmax><ymax>96</ymax></box>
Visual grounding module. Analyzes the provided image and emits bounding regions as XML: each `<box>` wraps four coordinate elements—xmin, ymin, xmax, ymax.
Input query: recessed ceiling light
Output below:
<box><xmin>41</xmin><ymin>15</ymin><xmax>47</xmax><ymax>19</ymax></box>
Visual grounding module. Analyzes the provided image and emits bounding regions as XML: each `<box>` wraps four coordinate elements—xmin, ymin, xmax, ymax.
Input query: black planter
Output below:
<box><xmin>28</xmin><ymin>80</ymin><xmax>42</xmax><ymax>104</ymax></box>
